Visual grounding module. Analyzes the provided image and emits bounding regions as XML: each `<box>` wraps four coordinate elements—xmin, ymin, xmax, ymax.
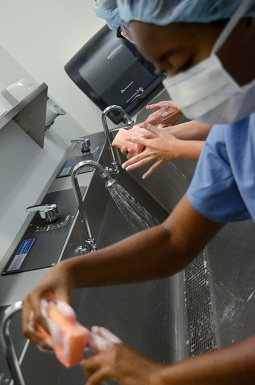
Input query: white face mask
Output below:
<box><xmin>163</xmin><ymin>0</ymin><xmax>255</xmax><ymax>124</ymax></box>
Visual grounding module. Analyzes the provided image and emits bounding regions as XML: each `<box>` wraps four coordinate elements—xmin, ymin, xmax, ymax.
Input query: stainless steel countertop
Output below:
<box><xmin>0</xmin><ymin>157</ymin><xmax>93</xmax><ymax>306</ymax></box>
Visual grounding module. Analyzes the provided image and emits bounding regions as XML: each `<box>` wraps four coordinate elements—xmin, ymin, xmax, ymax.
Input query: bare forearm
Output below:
<box><xmin>60</xmin><ymin>197</ymin><xmax>222</xmax><ymax>291</ymax></box>
<box><xmin>159</xmin><ymin>335</ymin><xmax>255</xmax><ymax>385</ymax></box>
<box><xmin>22</xmin><ymin>197</ymin><xmax>223</xmax><ymax>344</ymax></box>
<box><xmin>82</xmin><ymin>329</ymin><xmax>255</xmax><ymax>385</ymax></box>
<box><xmin>23</xmin><ymin>222</ymin><xmax>192</xmax><ymax>342</ymax></box>
<box><xmin>61</xmin><ymin>225</ymin><xmax>185</xmax><ymax>290</ymax></box>
<box><xmin>166</xmin><ymin>121</ymin><xmax>212</xmax><ymax>141</ymax></box>
<box><xmin>172</xmin><ymin>139</ymin><xmax>204</xmax><ymax>160</ymax></box>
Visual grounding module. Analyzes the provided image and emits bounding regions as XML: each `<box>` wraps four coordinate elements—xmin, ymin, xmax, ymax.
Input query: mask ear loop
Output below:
<box><xmin>212</xmin><ymin>0</ymin><xmax>251</xmax><ymax>54</ymax></box>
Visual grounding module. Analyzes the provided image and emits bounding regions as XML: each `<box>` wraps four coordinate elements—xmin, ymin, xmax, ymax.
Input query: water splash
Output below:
<box><xmin>107</xmin><ymin>182</ymin><xmax>159</xmax><ymax>232</ymax></box>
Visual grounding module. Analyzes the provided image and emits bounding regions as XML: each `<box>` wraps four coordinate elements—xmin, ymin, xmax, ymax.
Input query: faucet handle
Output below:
<box><xmin>123</xmin><ymin>114</ymin><xmax>134</xmax><ymax>128</ymax></box>
<box><xmin>26</xmin><ymin>204</ymin><xmax>58</xmax><ymax>224</ymax></box>
<box><xmin>71</xmin><ymin>138</ymin><xmax>91</xmax><ymax>153</ymax></box>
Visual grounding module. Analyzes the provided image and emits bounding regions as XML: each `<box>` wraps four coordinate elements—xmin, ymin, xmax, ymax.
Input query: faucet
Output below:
<box><xmin>0</xmin><ymin>301</ymin><xmax>25</xmax><ymax>385</ymax></box>
<box><xmin>71</xmin><ymin>160</ymin><xmax>116</xmax><ymax>253</ymax></box>
<box><xmin>26</xmin><ymin>204</ymin><xmax>58</xmax><ymax>223</ymax></box>
<box><xmin>71</xmin><ymin>138</ymin><xmax>91</xmax><ymax>153</ymax></box>
<box><xmin>102</xmin><ymin>105</ymin><xmax>134</xmax><ymax>174</ymax></box>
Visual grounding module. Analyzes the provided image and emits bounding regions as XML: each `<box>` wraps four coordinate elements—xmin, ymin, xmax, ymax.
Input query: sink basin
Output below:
<box><xmin>59</xmin><ymin>141</ymin><xmax>186</xmax><ymax>362</ymax></box>
<box><xmin>8</xmin><ymin>129</ymin><xmax>255</xmax><ymax>385</ymax></box>
<box><xmin>2</xmin><ymin>84</ymin><xmax>255</xmax><ymax>385</ymax></box>
<box><xmin>11</xmin><ymin>133</ymin><xmax>187</xmax><ymax>385</ymax></box>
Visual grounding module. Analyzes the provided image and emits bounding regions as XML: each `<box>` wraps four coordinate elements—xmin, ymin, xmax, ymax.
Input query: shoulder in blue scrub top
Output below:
<box><xmin>187</xmin><ymin>113</ymin><xmax>255</xmax><ymax>223</ymax></box>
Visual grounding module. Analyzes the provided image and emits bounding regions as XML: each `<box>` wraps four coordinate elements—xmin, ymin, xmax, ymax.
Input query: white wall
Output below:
<box><xmin>0</xmin><ymin>45</ymin><xmax>89</xmax><ymax>259</ymax></box>
<box><xmin>0</xmin><ymin>1</ymin><xmax>111</xmax><ymax>259</ymax></box>
<box><xmin>0</xmin><ymin>0</ymin><xmax>105</xmax><ymax>134</ymax></box>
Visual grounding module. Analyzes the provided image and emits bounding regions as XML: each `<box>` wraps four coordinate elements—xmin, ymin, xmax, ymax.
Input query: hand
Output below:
<box><xmin>145</xmin><ymin>101</ymin><xmax>182</xmax><ymax>127</ymax></box>
<box><xmin>122</xmin><ymin>122</ymin><xmax>180</xmax><ymax>179</ymax></box>
<box><xmin>120</xmin><ymin>146</ymin><xmax>134</xmax><ymax>159</ymax></box>
<box><xmin>85</xmin><ymin>327</ymin><xmax>255</xmax><ymax>385</ymax></box>
<box><xmin>119</xmin><ymin>124</ymin><xmax>155</xmax><ymax>159</ymax></box>
<box><xmin>83</xmin><ymin>340</ymin><xmax>162</xmax><ymax>385</ymax></box>
<box><xmin>88</xmin><ymin>326</ymin><xmax>122</xmax><ymax>352</ymax></box>
<box><xmin>22</xmin><ymin>262</ymin><xmax>72</xmax><ymax>345</ymax></box>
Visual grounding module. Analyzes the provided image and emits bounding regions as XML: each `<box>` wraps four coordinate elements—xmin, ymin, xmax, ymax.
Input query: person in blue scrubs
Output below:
<box><xmin>22</xmin><ymin>1</ymin><xmax>255</xmax><ymax>384</ymax></box>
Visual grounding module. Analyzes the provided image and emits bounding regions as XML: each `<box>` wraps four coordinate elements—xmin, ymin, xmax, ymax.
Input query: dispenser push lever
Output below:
<box><xmin>26</xmin><ymin>204</ymin><xmax>58</xmax><ymax>224</ymax></box>
<box><xmin>71</xmin><ymin>138</ymin><xmax>91</xmax><ymax>153</ymax></box>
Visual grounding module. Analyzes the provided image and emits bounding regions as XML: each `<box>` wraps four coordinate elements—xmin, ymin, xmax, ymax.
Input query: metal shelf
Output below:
<box><xmin>0</xmin><ymin>83</ymin><xmax>48</xmax><ymax>147</ymax></box>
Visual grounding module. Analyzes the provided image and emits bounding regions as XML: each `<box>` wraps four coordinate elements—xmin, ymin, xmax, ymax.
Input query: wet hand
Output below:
<box><xmin>122</xmin><ymin>122</ymin><xmax>179</xmax><ymax>179</ymax></box>
<box><xmin>119</xmin><ymin>124</ymin><xmax>155</xmax><ymax>159</ymax></box>
<box><xmin>22</xmin><ymin>262</ymin><xmax>71</xmax><ymax>345</ymax></box>
<box><xmin>89</xmin><ymin>326</ymin><xmax>122</xmax><ymax>352</ymax></box>
<box><xmin>145</xmin><ymin>101</ymin><xmax>182</xmax><ymax>127</ymax></box>
<box><xmin>83</xmin><ymin>340</ymin><xmax>162</xmax><ymax>385</ymax></box>
<box><xmin>120</xmin><ymin>145</ymin><xmax>135</xmax><ymax>160</ymax></box>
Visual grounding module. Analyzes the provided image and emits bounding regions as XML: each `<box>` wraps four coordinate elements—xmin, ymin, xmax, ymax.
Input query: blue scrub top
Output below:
<box><xmin>187</xmin><ymin>113</ymin><xmax>255</xmax><ymax>223</ymax></box>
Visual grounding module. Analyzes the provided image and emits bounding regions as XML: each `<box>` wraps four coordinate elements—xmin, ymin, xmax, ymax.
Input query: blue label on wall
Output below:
<box><xmin>7</xmin><ymin>238</ymin><xmax>35</xmax><ymax>272</ymax></box>
<box><xmin>59</xmin><ymin>159</ymin><xmax>75</xmax><ymax>177</ymax></box>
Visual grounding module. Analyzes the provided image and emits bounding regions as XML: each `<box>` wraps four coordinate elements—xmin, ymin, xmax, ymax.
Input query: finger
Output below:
<box><xmin>120</xmin><ymin>146</ymin><xmax>128</xmax><ymax>155</ymax></box>
<box><xmin>142</xmin><ymin>160</ymin><xmax>162</xmax><ymax>180</ymax></box>
<box><xmin>83</xmin><ymin>363</ymin><xmax>96</xmax><ymax>380</ymax></box>
<box><xmin>160</xmin><ymin>107</ymin><xmax>170</xmax><ymax>117</ymax></box>
<box><xmin>23</xmin><ymin>293</ymin><xmax>41</xmax><ymax>323</ymax></box>
<box><xmin>22</xmin><ymin>318</ymin><xmax>47</xmax><ymax>346</ymax></box>
<box><xmin>85</xmin><ymin>368</ymin><xmax>110</xmax><ymax>385</ymax></box>
<box><xmin>126</xmin><ymin>152</ymin><xmax>134</xmax><ymax>160</ymax></box>
<box><xmin>89</xmin><ymin>334</ymin><xmax>107</xmax><ymax>352</ymax></box>
<box><xmin>142</xmin><ymin>122</ymin><xmax>161</xmax><ymax>136</ymax></box>
<box><xmin>37</xmin><ymin>342</ymin><xmax>54</xmax><ymax>352</ymax></box>
<box><xmin>53</xmin><ymin>287</ymin><xmax>71</xmax><ymax>304</ymax></box>
<box><xmin>122</xmin><ymin>152</ymin><xmax>148</xmax><ymax>169</ymax></box>
<box><xmin>146</xmin><ymin>101</ymin><xmax>167</xmax><ymax>110</ymax></box>
<box><xmin>23</xmin><ymin>292</ymin><xmax>69</xmax><ymax>342</ymax></box>
<box><xmin>52</xmin><ymin>300</ymin><xmax>75</xmax><ymax>321</ymax></box>
<box><xmin>146</xmin><ymin>101</ymin><xmax>170</xmax><ymax>109</ymax></box>
<box><xmin>124</xmin><ymin>136</ymin><xmax>147</xmax><ymax>146</ymax></box>
<box><xmin>131</xmin><ymin>123</ymin><xmax>143</xmax><ymax>131</ymax></box>
<box><xmin>22</xmin><ymin>298</ymin><xmax>42</xmax><ymax>344</ymax></box>
<box><xmin>145</xmin><ymin>103</ymin><xmax>159</xmax><ymax>111</ymax></box>
<box><xmin>124</xmin><ymin>156</ymin><xmax>155</xmax><ymax>172</ymax></box>
<box><xmin>83</xmin><ymin>352</ymin><xmax>106</xmax><ymax>372</ymax></box>
<box><xmin>124</xmin><ymin>127</ymin><xmax>156</xmax><ymax>144</ymax></box>
<box><xmin>126</xmin><ymin>147</ymin><xmax>137</xmax><ymax>155</ymax></box>
<box><xmin>144</xmin><ymin>113</ymin><xmax>161</xmax><ymax>125</ymax></box>
<box><xmin>89</xmin><ymin>332</ymin><xmax>119</xmax><ymax>352</ymax></box>
<box><xmin>91</xmin><ymin>326</ymin><xmax>122</xmax><ymax>344</ymax></box>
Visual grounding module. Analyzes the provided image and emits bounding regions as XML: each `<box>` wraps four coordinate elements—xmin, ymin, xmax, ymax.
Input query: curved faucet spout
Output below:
<box><xmin>102</xmin><ymin>105</ymin><xmax>134</xmax><ymax>174</ymax></box>
<box><xmin>71</xmin><ymin>160</ymin><xmax>117</xmax><ymax>253</ymax></box>
<box><xmin>0</xmin><ymin>302</ymin><xmax>25</xmax><ymax>385</ymax></box>
<box><xmin>73</xmin><ymin>160</ymin><xmax>116</xmax><ymax>188</ymax></box>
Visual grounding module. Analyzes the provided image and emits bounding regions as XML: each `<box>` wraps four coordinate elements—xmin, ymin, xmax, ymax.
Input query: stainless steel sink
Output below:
<box><xmin>3</xmin><ymin>129</ymin><xmax>255</xmax><ymax>385</ymax></box>
<box><xmin>59</xmin><ymin>142</ymin><xmax>186</xmax><ymax>367</ymax></box>
<box><xmin>3</xmin><ymin>134</ymin><xmax>186</xmax><ymax>385</ymax></box>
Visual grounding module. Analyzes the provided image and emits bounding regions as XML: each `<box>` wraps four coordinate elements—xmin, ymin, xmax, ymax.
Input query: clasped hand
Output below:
<box><xmin>83</xmin><ymin>327</ymin><xmax>163</xmax><ymax>385</ymax></box>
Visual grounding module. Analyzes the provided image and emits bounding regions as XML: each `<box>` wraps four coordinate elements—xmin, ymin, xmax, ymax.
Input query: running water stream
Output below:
<box><xmin>107</xmin><ymin>182</ymin><xmax>159</xmax><ymax>232</ymax></box>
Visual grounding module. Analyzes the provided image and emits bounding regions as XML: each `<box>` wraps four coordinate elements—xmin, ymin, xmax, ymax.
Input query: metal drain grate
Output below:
<box><xmin>184</xmin><ymin>252</ymin><xmax>217</xmax><ymax>356</ymax></box>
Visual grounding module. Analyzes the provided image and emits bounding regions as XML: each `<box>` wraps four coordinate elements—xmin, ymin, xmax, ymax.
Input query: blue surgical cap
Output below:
<box><xmin>94</xmin><ymin>0</ymin><xmax>122</xmax><ymax>30</ymax></box>
<box><xmin>117</xmin><ymin>0</ymin><xmax>255</xmax><ymax>25</ymax></box>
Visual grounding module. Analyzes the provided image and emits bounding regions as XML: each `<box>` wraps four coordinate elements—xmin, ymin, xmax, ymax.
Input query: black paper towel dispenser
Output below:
<box><xmin>64</xmin><ymin>25</ymin><xmax>166</xmax><ymax>124</ymax></box>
